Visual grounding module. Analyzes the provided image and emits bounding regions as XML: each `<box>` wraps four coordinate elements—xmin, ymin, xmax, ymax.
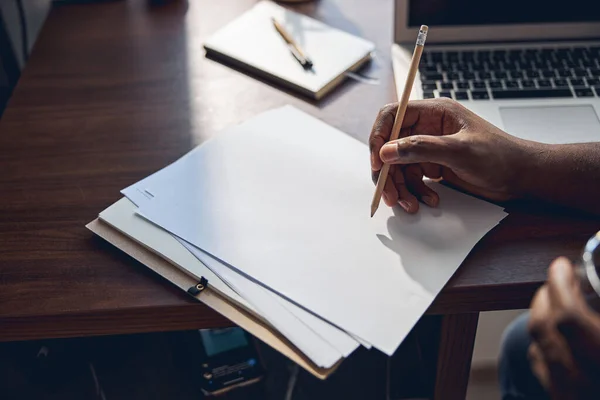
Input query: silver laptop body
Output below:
<box><xmin>391</xmin><ymin>0</ymin><xmax>600</xmax><ymax>144</ymax></box>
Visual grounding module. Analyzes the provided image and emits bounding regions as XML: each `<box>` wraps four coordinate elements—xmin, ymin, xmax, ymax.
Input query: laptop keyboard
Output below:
<box><xmin>419</xmin><ymin>46</ymin><xmax>600</xmax><ymax>100</ymax></box>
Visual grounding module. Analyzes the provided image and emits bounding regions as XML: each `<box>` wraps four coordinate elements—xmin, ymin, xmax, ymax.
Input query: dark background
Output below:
<box><xmin>409</xmin><ymin>0</ymin><xmax>600</xmax><ymax>26</ymax></box>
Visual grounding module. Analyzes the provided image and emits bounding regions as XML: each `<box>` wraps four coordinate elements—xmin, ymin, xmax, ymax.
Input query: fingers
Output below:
<box><xmin>372</xmin><ymin>166</ymin><xmax>399</xmax><ymax>207</ymax></box>
<box><xmin>528</xmin><ymin>343</ymin><xmax>551</xmax><ymax>390</ymax></box>
<box><xmin>528</xmin><ymin>285</ymin><xmax>577</xmax><ymax>398</ymax></box>
<box><xmin>546</xmin><ymin>257</ymin><xmax>579</xmax><ymax>310</ymax></box>
<box><xmin>369</xmin><ymin>98</ymin><xmax>463</xmax><ymax>172</ymax></box>
<box><xmin>532</xmin><ymin>335</ymin><xmax>577</xmax><ymax>399</ymax></box>
<box><xmin>391</xmin><ymin>166</ymin><xmax>419</xmax><ymax>213</ymax></box>
<box><xmin>372</xmin><ymin>169</ymin><xmax>380</xmax><ymax>186</ymax></box>
<box><xmin>528</xmin><ymin>258</ymin><xmax>600</xmax><ymax>397</ymax></box>
<box><xmin>556</xmin><ymin>312</ymin><xmax>600</xmax><ymax>386</ymax></box>
<box><xmin>543</xmin><ymin>258</ymin><xmax>587</xmax><ymax>340</ymax></box>
<box><xmin>529</xmin><ymin>286</ymin><xmax>552</xmax><ymax>342</ymax></box>
<box><xmin>544</xmin><ymin>258</ymin><xmax>582</xmax><ymax>333</ymax></box>
<box><xmin>370</xmin><ymin>99</ymin><xmax>468</xmax><ymax>214</ymax></box>
<box><xmin>546</xmin><ymin>258</ymin><xmax>600</xmax><ymax>380</ymax></box>
<box><xmin>382</xmin><ymin>170</ymin><xmax>399</xmax><ymax>207</ymax></box>
<box><xmin>404</xmin><ymin>164</ymin><xmax>439</xmax><ymax>207</ymax></box>
<box><xmin>536</xmin><ymin>340</ymin><xmax>576</xmax><ymax>399</ymax></box>
<box><xmin>374</xmin><ymin>164</ymin><xmax>413</xmax><ymax>212</ymax></box>
<box><xmin>380</xmin><ymin>134</ymin><xmax>465</xmax><ymax>167</ymax></box>
<box><xmin>376</xmin><ymin>164</ymin><xmax>439</xmax><ymax>213</ymax></box>
<box><xmin>370</xmin><ymin>103</ymin><xmax>397</xmax><ymax>172</ymax></box>
<box><xmin>528</xmin><ymin>260</ymin><xmax>579</xmax><ymax>344</ymax></box>
<box><xmin>421</xmin><ymin>162</ymin><xmax>442</xmax><ymax>180</ymax></box>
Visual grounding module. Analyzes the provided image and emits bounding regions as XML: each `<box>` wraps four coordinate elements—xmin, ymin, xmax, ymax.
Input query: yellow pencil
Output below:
<box><xmin>370</xmin><ymin>25</ymin><xmax>428</xmax><ymax>217</ymax></box>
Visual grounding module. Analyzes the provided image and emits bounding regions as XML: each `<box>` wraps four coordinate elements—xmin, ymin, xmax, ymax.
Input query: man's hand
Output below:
<box><xmin>528</xmin><ymin>257</ymin><xmax>600</xmax><ymax>399</ymax></box>
<box><xmin>369</xmin><ymin>98</ymin><xmax>537</xmax><ymax>213</ymax></box>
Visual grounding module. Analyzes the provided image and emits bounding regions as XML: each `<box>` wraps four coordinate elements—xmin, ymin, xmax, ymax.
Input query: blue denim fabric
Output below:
<box><xmin>498</xmin><ymin>313</ymin><xmax>549</xmax><ymax>400</ymax></box>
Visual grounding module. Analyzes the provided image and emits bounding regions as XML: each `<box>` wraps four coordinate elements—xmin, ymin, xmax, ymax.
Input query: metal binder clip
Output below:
<box><xmin>187</xmin><ymin>276</ymin><xmax>209</xmax><ymax>295</ymax></box>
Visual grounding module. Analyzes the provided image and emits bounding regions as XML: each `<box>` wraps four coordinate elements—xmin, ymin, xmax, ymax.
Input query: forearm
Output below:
<box><xmin>520</xmin><ymin>142</ymin><xmax>600</xmax><ymax>215</ymax></box>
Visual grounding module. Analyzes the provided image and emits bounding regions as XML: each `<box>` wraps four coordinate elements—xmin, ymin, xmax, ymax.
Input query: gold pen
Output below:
<box><xmin>272</xmin><ymin>17</ymin><xmax>313</xmax><ymax>70</ymax></box>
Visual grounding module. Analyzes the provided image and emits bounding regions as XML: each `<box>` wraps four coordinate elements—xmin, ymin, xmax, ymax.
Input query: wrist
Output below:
<box><xmin>505</xmin><ymin>140</ymin><xmax>600</xmax><ymax>214</ymax></box>
<box><xmin>512</xmin><ymin>140</ymin><xmax>555</xmax><ymax>199</ymax></box>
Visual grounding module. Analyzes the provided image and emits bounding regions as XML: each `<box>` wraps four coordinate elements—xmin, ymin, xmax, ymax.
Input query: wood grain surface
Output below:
<box><xmin>434</xmin><ymin>313</ymin><xmax>479</xmax><ymax>400</ymax></box>
<box><xmin>0</xmin><ymin>0</ymin><xmax>597</xmax><ymax>341</ymax></box>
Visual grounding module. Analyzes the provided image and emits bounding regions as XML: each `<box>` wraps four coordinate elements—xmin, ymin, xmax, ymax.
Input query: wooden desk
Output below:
<box><xmin>0</xmin><ymin>0</ymin><xmax>597</xmax><ymax>398</ymax></box>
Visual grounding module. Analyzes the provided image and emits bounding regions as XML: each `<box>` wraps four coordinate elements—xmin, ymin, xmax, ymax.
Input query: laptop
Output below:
<box><xmin>391</xmin><ymin>0</ymin><xmax>600</xmax><ymax>144</ymax></box>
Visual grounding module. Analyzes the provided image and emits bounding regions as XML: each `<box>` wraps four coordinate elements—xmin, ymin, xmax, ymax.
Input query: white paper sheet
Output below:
<box><xmin>123</xmin><ymin>115</ymin><xmax>364</xmax><ymax>355</ymax></box>
<box><xmin>136</xmin><ymin>106</ymin><xmax>508</xmax><ymax>355</ymax></box>
<box><xmin>98</xmin><ymin>198</ymin><xmax>250</xmax><ymax>311</ymax></box>
<box><xmin>100</xmin><ymin>198</ymin><xmax>351</xmax><ymax>367</ymax></box>
<box><xmin>177</xmin><ymin>239</ymin><xmax>354</xmax><ymax>367</ymax></box>
<box><xmin>124</xmin><ymin>185</ymin><xmax>361</xmax><ymax>361</ymax></box>
<box><xmin>177</xmin><ymin>239</ymin><xmax>359</xmax><ymax>359</ymax></box>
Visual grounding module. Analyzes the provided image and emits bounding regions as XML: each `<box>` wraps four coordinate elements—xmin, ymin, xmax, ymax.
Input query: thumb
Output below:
<box><xmin>379</xmin><ymin>135</ymin><xmax>464</xmax><ymax>167</ymax></box>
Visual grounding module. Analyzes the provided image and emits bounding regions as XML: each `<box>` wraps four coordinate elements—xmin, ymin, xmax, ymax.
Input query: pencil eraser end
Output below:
<box><xmin>420</xmin><ymin>25</ymin><xmax>428</xmax><ymax>33</ymax></box>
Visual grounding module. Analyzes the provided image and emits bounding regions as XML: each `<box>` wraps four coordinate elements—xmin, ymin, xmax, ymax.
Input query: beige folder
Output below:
<box><xmin>87</xmin><ymin>219</ymin><xmax>339</xmax><ymax>379</ymax></box>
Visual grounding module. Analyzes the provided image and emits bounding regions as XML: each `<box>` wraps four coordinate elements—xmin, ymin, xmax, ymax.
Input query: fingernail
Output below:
<box><xmin>399</xmin><ymin>200</ymin><xmax>411</xmax><ymax>212</ymax></box>
<box><xmin>422</xmin><ymin>196</ymin><xmax>437</xmax><ymax>207</ymax></box>
<box><xmin>380</xmin><ymin>143</ymin><xmax>398</xmax><ymax>163</ymax></box>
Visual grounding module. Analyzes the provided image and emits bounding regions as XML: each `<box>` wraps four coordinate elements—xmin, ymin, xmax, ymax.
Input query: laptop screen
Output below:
<box><xmin>408</xmin><ymin>1</ymin><xmax>600</xmax><ymax>27</ymax></box>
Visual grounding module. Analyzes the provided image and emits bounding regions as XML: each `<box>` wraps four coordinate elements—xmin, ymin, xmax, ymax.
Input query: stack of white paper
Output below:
<box><xmin>107</xmin><ymin>106</ymin><xmax>507</xmax><ymax>368</ymax></box>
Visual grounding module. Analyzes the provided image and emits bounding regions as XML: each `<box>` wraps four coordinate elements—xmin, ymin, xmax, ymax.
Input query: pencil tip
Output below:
<box><xmin>370</xmin><ymin>204</ymin><xmax>378</xmax><ymax>218</ymax></box>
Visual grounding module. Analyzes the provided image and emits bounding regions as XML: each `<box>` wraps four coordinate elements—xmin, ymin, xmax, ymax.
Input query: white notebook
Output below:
<box><xmin>203</xmin><ymin>1</ymin><xmax>375</xmax><ymax>99</ymax></box>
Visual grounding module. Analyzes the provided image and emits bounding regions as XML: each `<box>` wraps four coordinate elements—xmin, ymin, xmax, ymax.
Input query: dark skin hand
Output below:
<box><xmin>369</xmin><ymin>98</ymin><xmax>600</xmax><ymax>215</ymax></box>
<box><xmin>528</xmin><ymin>257</ymin><xmax>600</xmax><ymax>399</ymax></box>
